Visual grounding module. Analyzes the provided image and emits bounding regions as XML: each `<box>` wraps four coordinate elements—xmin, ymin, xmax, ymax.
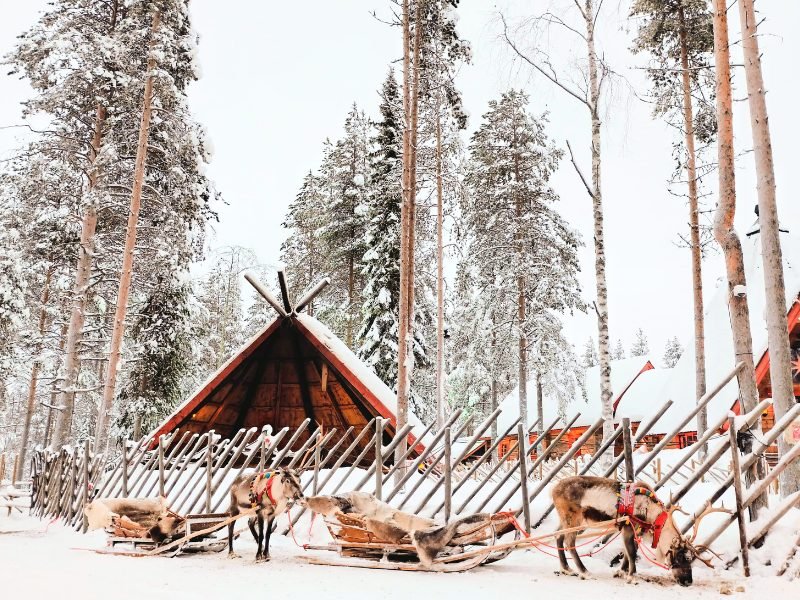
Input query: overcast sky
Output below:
<box><xmin>1</xmin><ymin>0</ymin><xmax>798</xmax><ymax>364</ymax></box>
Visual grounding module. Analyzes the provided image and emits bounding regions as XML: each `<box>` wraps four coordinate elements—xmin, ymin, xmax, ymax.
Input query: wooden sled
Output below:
<box><xmin>304</xmin><ymin>512</ymin><xmax>517</xmax><ymax>572</ymax></box>
<box><xmin>96</xmin><ymin>512</ymin><xmax>235</xmax><ymax>557</ymax></box>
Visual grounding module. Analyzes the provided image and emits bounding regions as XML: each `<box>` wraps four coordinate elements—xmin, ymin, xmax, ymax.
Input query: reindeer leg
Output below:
<box><xmin>263</xmin><ymin>515</ymin><xmax>274</xmax><ymax>561</ymax></box>
<box><xmin>228</xmin><ymin>505</ymin><xmax>240</xmax><ymax>558</ymax></box>
<box><xmin>618</xmin><ymin>525</ymin><xmax>638</xmax><ymax>584</ymax></box>
<box><xmin>565</xmin><ymin>531</ymin><xmax>590</xmax><ymax>579</ymax></box>
<box><xmin>255</xmin><ymin>514</ymin><xmax>266</xmax><ymax>562</ymax></box>
<box><xmin>555</xmin><ymin>523</ymin><xmax>573</xmax><ymax>575</ymax></box>
<box><xmin>248</xmin><ymin>517</ymin><xmax>259</xmax><ymax>553</ymax></box>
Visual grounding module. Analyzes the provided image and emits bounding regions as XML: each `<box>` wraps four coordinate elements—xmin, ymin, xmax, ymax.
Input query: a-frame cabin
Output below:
<box><xmin>150</xmin><ymin>273</ymin><xmax>424</xmax><ymax>461</ymax></box>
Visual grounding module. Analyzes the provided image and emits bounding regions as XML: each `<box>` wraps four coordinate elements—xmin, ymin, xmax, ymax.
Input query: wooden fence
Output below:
<box><xmin>27</xmin><ymin>363</ymin><xmax>800</xmax><ymax>577</ymax></box>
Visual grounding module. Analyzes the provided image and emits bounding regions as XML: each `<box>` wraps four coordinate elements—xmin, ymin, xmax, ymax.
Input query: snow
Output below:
<box><xmin>2</xmin><ymin>506</ymin><xmax>797</xmax><ymax>599</ymax></box>
<box><xmin>614</xmin><ymin>368</ymin><xmax>673</xmax><ymax>430</ymax></box>
<box><xmin>657</xmin><ymin>233</ymin><xmax>800</xmax><ymax>434</ymax></box>
<box><xmin>496</xmin><ymin>356</ymin><xmax>653</xmax><ymax>431</ymax></box>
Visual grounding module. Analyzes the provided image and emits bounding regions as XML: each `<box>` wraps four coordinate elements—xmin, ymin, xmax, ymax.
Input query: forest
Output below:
<box><xmin>0</xmin><ymin>0</ymin><xmax>797</xmax><ymax>502</ymax></box>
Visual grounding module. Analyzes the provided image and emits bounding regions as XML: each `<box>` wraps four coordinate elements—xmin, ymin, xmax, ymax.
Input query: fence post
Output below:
<box><xmin>622</xmin><ymin>418</ymin><xmax>634</xmax><ymax>482</ymax></box>
<box><xmin>728</xmin><ymin>416</ymin><xmax>750</xmax><ymax>577</ymax></box>
<box><xmin>313</xmin><ymin>433</ymin><xmax>321</xmax><ymax>495</ymax></box>
<box><xmin>158</xmin><ymin>435</ymin><xmax>166</xmax><ymax>498</ymax></box>
<box><xmin>444</xmin><ymin>427</ymin><xmax>452</xmax><ymax>524</ymax></box>
<box><xmin>517</xmin><ymin>423</ymin><xmax>531</xmax><ymax>534</ymax></box>
<box><xmin>206</xmin><ymin>432</ymin><xmax>214</xmax><ymax>512</ymax></box>
<box><xmin>374</xmin><ymin>418</ymin><xmax>383</xmax><ymax>500</ymax></box>
<box><xmin>121</xmin><ymin>442</ymin><xmax>129</xmax><ymax>496</ymax></box>
<box><xmin>11</xmin><ymin>454</ymin><xmax>19</xmax><ymax>485</ymax></box>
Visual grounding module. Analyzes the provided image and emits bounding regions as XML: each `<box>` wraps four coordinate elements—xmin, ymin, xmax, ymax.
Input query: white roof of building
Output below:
<box><xmin>656</xmin><ymin>232</ymin><xmax>800</xmax><ymax>433</ymax></box>
<box><xmin>496</xmin><ymin>356</ymin><xmax>654</xmax><ymax>432</ymax></box>
<box><xmin>614</xmin><ymin>367</ymin><xmax>673</xmax><ymax>432</ymax></box>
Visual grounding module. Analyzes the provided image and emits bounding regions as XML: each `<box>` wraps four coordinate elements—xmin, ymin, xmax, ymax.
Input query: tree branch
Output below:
<box><xmin>566</xmin><ymin>140</ymin><xmax>595</xmax><ymax>200</ymax></box>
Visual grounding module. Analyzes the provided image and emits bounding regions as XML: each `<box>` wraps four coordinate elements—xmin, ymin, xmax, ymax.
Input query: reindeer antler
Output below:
<box><xmin>689</xmin><ymin>505</ymin><xmax>734</xmax><ymax>543</ymax></box>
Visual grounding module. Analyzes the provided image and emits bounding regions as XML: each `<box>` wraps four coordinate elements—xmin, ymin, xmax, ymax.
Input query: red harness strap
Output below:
<box><xmin>616</xmin><ymin>483</ymin><xmax>669</xmax><ymax>549</ymax></box>
<box><xmin>249</xmin><ymin>471</ymin><xmax>277</xmax><ymax>507</ymax></box>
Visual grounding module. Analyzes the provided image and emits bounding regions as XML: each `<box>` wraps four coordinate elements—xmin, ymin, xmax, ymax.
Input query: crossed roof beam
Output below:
<box><xmin>244</xmin><ymin>269</ymin><xmax>330</xmax><ymax>318</ymax></box>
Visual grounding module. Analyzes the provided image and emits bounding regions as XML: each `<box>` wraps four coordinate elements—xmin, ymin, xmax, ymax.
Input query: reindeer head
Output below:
<box><xmin>276</xmin><ymin>468</ymin><xmax>305</xmax><ymax>507</ymax></box>
<box><xmin>657</xmin><ymin>505</ymin><xmax>729</xmax><ymax>586</ymax></box>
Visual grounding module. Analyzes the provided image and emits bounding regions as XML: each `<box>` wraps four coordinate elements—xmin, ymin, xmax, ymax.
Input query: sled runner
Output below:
<box><xmin>304</xmin><ymin>511</ymin><xmax>517</xmax><ymax>572</ymax></box>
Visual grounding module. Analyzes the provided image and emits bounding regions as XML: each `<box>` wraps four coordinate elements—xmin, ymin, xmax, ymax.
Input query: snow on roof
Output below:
<box><xmin>496</xmin><ymin>356</ymin><xmax>654</xmax><ymax>433</ymax></box>
<box><xmin>614</xmin><ymin>367</ymin><xmax>673</xmax><ymax>431</ymax></box>
<box><xmin>658</xmin><ymin>232</ymin><xmax>800</xmax><ymax>433</ymax></box>
<box><xmin>295</xmin><ymin>313</ymin><xmax>431</xmax><ymax>445</ymax></box>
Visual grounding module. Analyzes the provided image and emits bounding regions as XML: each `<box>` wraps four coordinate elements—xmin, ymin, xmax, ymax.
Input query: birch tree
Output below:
<box><xmin>96</xmin><ymin>6</ymin><xmax>161</xmax><ymax>452</ymax></box>
<box><xmin>711</xmin><ymin>0</ymin><xmax>766</xmax><ymax>514</ymax></box>
<box><xmin>501</xmin><ymin>0</ymin><xmax>615</xmax><ymax>453</ymax></box>
<box><xmin>631</xmin><ymin>0</ymin><xmax>715</xmax><ymax>449</ymax></box>
<box><xmin>737</xmin><ymin>0</ymin><xmax>798</xmax><ymax>495</ymax></box>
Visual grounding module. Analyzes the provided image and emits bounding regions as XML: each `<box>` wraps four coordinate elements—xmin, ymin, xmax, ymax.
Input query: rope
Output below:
<box><xmin>630</xmin><ymin>524</ymin><xmax>671</xmax><ymax>571</ymax></box>
<box><xmin>287</xmin><ymin>511</ymin><xmax>314</xmax><ymax>550</ymax></box>
<box><xmin>499</xmin><ymin>511</ymin><xmax>621</xmax><ymax>557</ymax></box>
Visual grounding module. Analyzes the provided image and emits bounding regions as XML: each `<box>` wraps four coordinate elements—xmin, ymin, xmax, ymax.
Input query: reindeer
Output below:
<box><xmin>551</xmin><ymin>476</ymin><xmax>726</xmax><ymax>586</ymax></box>
<box><xmin>227</xmin><ymin>468</ymin><xmax>304</xmax><ymax>562</ymax></box>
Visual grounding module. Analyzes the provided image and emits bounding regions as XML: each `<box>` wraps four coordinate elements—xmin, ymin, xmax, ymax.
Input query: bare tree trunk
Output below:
<box><xmin>490</xmin><ymin>322</ymin><xmax>499</xmax><ymax>463</ymax></box>
<box><xmin>435</xmin><ymin>114</ymin><xmax>446</xmax><ymax>430</ymax></box>
<box><xmin>583</xmin><ymin>0</ymin><xmax>613</xmax><ymax>457</ymax></box>
<box><xmin>95</xmin><ymin>8</ymin><xmax>160</xmax><ymax>453</ymax></box>
<box><xmin>677</xmin><ymin>5</ymin><xmax>708</xmax><ymax>457</ymax></box>
<box><xmin>395</xmin><ymin>0</ymin><xmax>414</xmax><ymax>479</ymax></box>
<box><xmin>512</xmin><ymin>105</ymin><xmax>528</xmax><ymax>431</ymax></box>
<box><xmin>712</xmin><ymin>0</ymin><xmax>766</xmax><ymax>516</ymax></box>
<box><xmin>45</xmin><ymin>320</ymin><xmax>69</xmax><ymax>448</ymax></box>
<box><xmin>18</xmin><ymin>269</ymin><xmax>52</xmax><ymax>476</ymax></box>
<box><xmin>53</xmin><ymin>103</ymin><xmax>107</xmax><ymax>448</ymax></box>
<box><xmin>347</xmin><ymin>253</ymin><xmax>354</xmax><ymax>347</ymax></box>
<box><xmin>739</xmin><ymin>0</ymin><xmax>798</xmax><ymax>496</ymax></box>
<box><xmin>536</xmin><ymin>373</ymin><xmax>544</xmax><ymax>436</ymax></box>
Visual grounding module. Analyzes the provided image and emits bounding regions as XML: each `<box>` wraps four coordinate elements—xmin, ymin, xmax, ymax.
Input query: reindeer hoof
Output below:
<box><xmin>613</xmin><ymin>570</ymin><xmax>624</xmax><ymax>579</ymax></box>
<box><xmin>228</xmin><ymin>552</ymin><xmax>240</xmax><ymax>559</ymax></box>
<box><xmin>556</xmin><ymin>569</ymin><xmax>574</xmax><ymax>577</ymax></box>
<box><xmin>625</xmin><ymin>576</ymin><xmax>638</xmax><ymax>585</ymax></box>
<box><xmin>578</xmin><ymin>572</ymin><xmax>593</xmax><ymax>580</ymax></box>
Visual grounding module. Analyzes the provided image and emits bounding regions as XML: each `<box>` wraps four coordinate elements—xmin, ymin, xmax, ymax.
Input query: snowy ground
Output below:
<box><xmin>1</xmin><ymin>512</ymin><xmax>796</xmax><ymax>599</ymax></box>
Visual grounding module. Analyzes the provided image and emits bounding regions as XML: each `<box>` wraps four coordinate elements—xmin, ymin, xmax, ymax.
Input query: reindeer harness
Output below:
<box><xmin>616</xmin><ymin>483</ymin><xmax>669</xmax><ymax>549</ymax></box>
<box><xmin>249</xmin><ymin>471</ymin><xmax>277</xmax><ymax>508</ymax></box>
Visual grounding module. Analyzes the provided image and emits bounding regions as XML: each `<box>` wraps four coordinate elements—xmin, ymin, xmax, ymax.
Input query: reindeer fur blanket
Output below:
<box><xmin>84</xmin><ymin>497</ymin><xmax>168</xmax><ymax>531</ymax></box>
<box><xmin>306</xmin><ymin>492</ymin><xmax>492</xmax><ymax>566</ymax></box>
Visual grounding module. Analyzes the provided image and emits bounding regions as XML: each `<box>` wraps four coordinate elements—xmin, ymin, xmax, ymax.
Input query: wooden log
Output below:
<box><xmin>294</xmin><ymin>277</ymin><xmax>330</xmax><ymax>314</ymax></box>
<box><xmin>622</xmin><ymin>418</ymin><xmax>634</xmax><ymax>482</ymax></box>
<box><xmin>464</xmin><ymin>417</ymin><xmax>559</xmax><ymax>514</ymax></box>
<box><xmin>443</xmin><ymin>427</ymin><xmax>452</xmax><ymax>524</ymax></box>
<box><xmin>429</xmin><ymin>417</ymin><xmax>521</xmax><ymax>516</ymax></box>
<box><xmin>90</xmin><ymin>432</ymin><xmax>153</xmax><ymax>501</ymax></box>
<box><xmin>669</xmin><ymin>398</ymin><xmax>778</xmax><ymax>511</ymax></box>
<box><xmin>161</xmin><ymin>433</ymin><xmax>203</xmax><ymax>500</ymax></box>
<box><xmin>397</xmin><ymin>415</ymin><xmax>477</xmax><ymax>511</ymax></box>
<box><xmin>270</xmin><ymin>419</ymin><xmax>311</xmax><ymax>466</ymax></box>
<box><xmin>245</xmin><ymin>271</ymin><xmax>288</xmax><ymax>317</ymax></box>
<box><xmin>728</xmin><ymin>416</ymin><xmax>750</xmax><ymax>577</ymax></box>
<box><xmin>776</xmin><ymin>530</ymin><xmax>800</xmax><ymax>577</ymax></box>
<box><xmin>277</xmin><ymin>269</ymin><xmax>293</xmax><ymax>313</ymax></box>
<box><xmin>492</xmin><ymin>413</ymin><xmax>582</xmax><ymax>513</ymax></box>
<box><xmin>518</xmin><ymin>417</ymin><xmax>604</xmax><ymax>519</ymax></box>
<box><xmin>206</xmin><ymin>432</ymin><xmax>214</xmax><ymax>512</ymax></box>
<box><xmin>695</xmin><ymin>439</ymin><xmax>800</xmax><ymax>545</ymax></box>
<box><xmin>352</xmin><ymin>423</ymin><xmax>415</xmax><ymax>493</ymax></box>
<box><xmin>409</xmin><ymin>408</ymin><xmax>501</xmax><ymax>513</ymax></box>
<box><xmin>140</xmin><ymin>430</ymin><xmax>192</xmax><ymax>499</ymax></box>
<box><xmin>384</xmin><ymin>416</ymin><xmax>466</xmax><ymax>503</ymax></box>
<box><xmin>378</xmin><ymin>413</ymin><xmax>451</xmax><ymax>487</ymax></box>
<box><xmin>158</xmin><ymin>435</ymin><xmax>166</xmax><ymax>498</ymax></box>
<box><xmin>187</xmin><ymin>428</ymin><xmax>257</xmax><ymax>515</ymax></box>
<box><xmin>517</xmin><ymin>424</ymin><xmax>531</xmax><ymax>534</ymax></box>
<box><xmin>636</xmin><ymin>363</ymin><xmax>744</xmax><ymax>476</ymax></box>
<box><xmin>374</xmin><ymin>418</ymin><xmax>383</xmax><ymax>500</ymax></box>
<box><xmin>11</xmin><ymin>454</ymin><xmax>18</xmax><ymax>485</ymax></box>
<box><xmin>315</xmin><ymin>419</ymin><xmax>376</xmax><ymax>492</ymax></box>
<box><xmin>121</xmin><ymin>443</ymin><xmax>129</xmax><ymax>496</ymax></box>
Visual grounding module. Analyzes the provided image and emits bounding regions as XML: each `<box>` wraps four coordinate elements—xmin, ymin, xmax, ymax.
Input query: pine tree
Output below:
<box><xmin>358</xmin><ymin>72</ymin><xmax>403</xmax><ymax>387</ymax></box>
<box><xmin>662</xmin><ymin>336</ymin><xmax>683</xmax><ymax>368</ymax></box>
<box><xmin>631</xmin><ymin>0</ymin><xmax>715</xmax><ymax>455</ymax></box>
<box><xmin>612</xmin><ymin>340</ymin><xmax>626</xmax><ymax>361</ymax></box>
<box><xmin>281</xmin><ymin>171</ymin><xmax>325</xmax><ymax>311</ymax></box>
<box><xmin>463</xmin><ymin>90</ymin><xmax>581</xmax><ymax>429</ymax></box>
<box><xmin>113</xmin><ymin>274</ymin><xmax>195</xmax><ymax>441</ymax></box>
<box><xmin>317</xmin><ymin>106</ymin><xmax>371</xmax><ymax>347</ymax></box>
<box><xmin>630</xmin><ymin>328</ymin><xmax>650</xmax><ymax>357</ymax></box>
<box><xmin>581</xmin><ymin>337</ymin><xmax>599</xmax><ymax>368</ymax></box>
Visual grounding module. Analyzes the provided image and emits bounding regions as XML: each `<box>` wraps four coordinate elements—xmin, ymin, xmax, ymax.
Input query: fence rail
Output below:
<box><xmin>26</xmin><ymin>366</ymin><xmax>800</xmax><ymax>577</ymax></box>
